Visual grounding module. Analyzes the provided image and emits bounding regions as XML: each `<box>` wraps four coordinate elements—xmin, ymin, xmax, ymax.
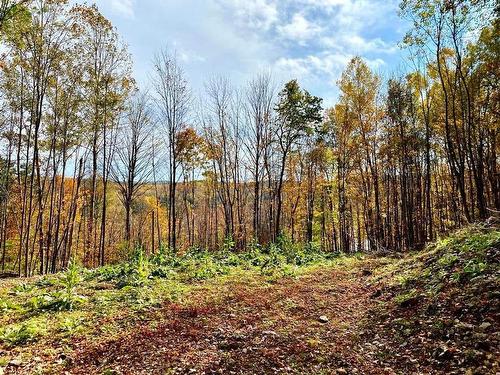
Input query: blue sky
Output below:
<box><xmin>92</xmin><ymin>0</ymin><xmax>409</xmax><ymax>106</ymax></box>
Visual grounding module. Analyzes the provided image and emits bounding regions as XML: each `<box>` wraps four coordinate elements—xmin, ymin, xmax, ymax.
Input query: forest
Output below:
<box><xmin>0</xmin><ymin>0</ymin><xmax>498</xmax><ymax>374</ymax></box>
<box><xmin>0</xmin><ymin>0</ymin><xmax>497</xmax><ymax>276</ymax></box>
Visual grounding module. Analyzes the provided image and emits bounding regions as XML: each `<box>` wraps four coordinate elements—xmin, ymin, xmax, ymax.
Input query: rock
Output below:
<box><xmin>426</xmin><ymin>303</ymin><xmax>438</xmax><ymax>315</ymax></box>
<box><xmin>433</xmin><ymin>345</ymin><xmax>453</xmax><ymax>360</ymax></box>
<box><xmin>262</xmin><ymin>330</ymin><xmax>278</xmax><ymax>336</ymax></box>
<box><xmin>318</xmin><ymin>315</ymin><xmax>329</xmax><ymax>323</ymax></box>
<box><xmin>478</xmin><ymin>322</ymin><xmax>492</xmax><ymax>332</ymax></box>
<box><xmin>8</xmin><ymin>360</ymin><xmax>22</xmax><ymax>367</ymax></box>
<box><xmin>475</xmin><ymin>340</ymin><xmax>490</xmax><ymax>351</ymax></box>
<box><xmin>218</xmin><ymin>335</ymin><xmax>245</xmax><ymax>351</ymax></box>
<box><xmin>336</xmin><ymin>368</ymin><xmax>347</xmax><ymax>374</ymax></box>
<box><xmin>94</xmin><ymin>282</ymin><xmax>114</xmax><ymax>290</ymax></box>
<box><xmin>218</xmin><ymin>340</ymin><xmax>240</xmax><ymax>351</ymax></box>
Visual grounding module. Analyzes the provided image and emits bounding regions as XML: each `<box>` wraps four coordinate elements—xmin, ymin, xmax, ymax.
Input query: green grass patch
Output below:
<box><xmin>0</xmin><ymin>237</ymin><xmax>343</xmax><ymax>349</ymax></box>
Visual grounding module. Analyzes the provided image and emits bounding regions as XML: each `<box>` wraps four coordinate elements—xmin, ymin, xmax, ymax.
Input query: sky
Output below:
<box><xmin>91</xmin><ymin>0</ymin><xmax>409</xmax><ymax>107</ymax></box>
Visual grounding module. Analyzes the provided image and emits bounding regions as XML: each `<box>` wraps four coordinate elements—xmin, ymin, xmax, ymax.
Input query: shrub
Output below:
<box><xmin>28</xmin><ymin>262</ymin><xmax>85</xmax><ymax>312</ymax></box>
<box><xmin>116</xmin><ymin>249</ymin><xmax>152</xmax><ymax>288</ymax></box>
<box><xmin>50</xmin><ymin>261</ymin><xmax>85</xmax><ymax>311</ymax></box>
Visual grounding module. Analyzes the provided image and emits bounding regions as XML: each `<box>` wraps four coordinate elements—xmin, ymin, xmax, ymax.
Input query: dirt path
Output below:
<box><xmin>64</xmin><ymin>266</ymin><xmax>395</xmax><ymax>375</ymax></box>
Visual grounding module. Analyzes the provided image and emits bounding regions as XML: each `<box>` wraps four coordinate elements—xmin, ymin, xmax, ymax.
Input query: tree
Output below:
<box><xmin>274</xmin><ymin>80</ymin><xmax>322</xmax><ymax>239</ymax></box>
<box><xmin>244</xmin><ymin>73</ymin><xmax>275</xmax><ymax>243</ymax></box>
<box><xmin>336</xmin><ymin>57</ymin><xmax>384</xmax><ymax>251</ymax></box>
<box><xmin>152</xmin><ymin>50</ymin><xmax>190</xmax><ymax>252</ymax></box>
<box><xmin>0</xmin><ymin>0</ymin><xmax>29</xmax><ymax>32</ymax></box>
<box><xmin>111</xmin><ymin>92</ymin><xmax>153</xmax><ymax>245</ymax></box>
<box><xmin>400</xmin><ymin>0</ymin><xmax>496</xmax><ymax>221</ymax></box>
<box><xmin>75</xmin><ymin>4</ymin><xmax>132</xmax><ymax>266</ymax></box>
<box><xmin>203</xmin><ymin>77</ymin><xmax>244</xmax><ymax>246</ymax></box>
<box><xmin>176</xmin><ymin>127</ymin><xmax>207</xmax><ymax>247</ymax></box>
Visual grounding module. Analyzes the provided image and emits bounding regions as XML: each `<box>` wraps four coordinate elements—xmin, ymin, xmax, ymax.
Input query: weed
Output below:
<box><xmin>12</xmin><ymin>283</ymin><xmax>34</xmax><ymax>294</ymax></box>
<box><xmin>438</xmin><ymin>253</ymin><xmax>459</xmax><ymax>267</ymax></box>
<box><xmin>50</xmin><ymin>262</ymin><xmax>85</xmax><ymax>311</ymax></box>
<box><xmin>222</xmin><ymin>235</ymin><xmax>235</xmax><ymax>252</ymax></box>
<box><xmin>60</xmin><ymin>315</ymin><xmax>85</xmax><ymax>334</ymax></box>
<box><xmin>462</xmin><ymin>259</ymin><xmax>487</xmax><ymax>279</ymax></box>
<box><xmin>0</xmin><ymin>296</ymin><xmax>21</xmax><ymax>313</ymax></box>
<box><xmin>0</xmin><ymin>322</ymin><xmax>44</xmax><ymax>346</ymax></box>
<box><xmin>394</xmin><ymin>289</ymin><xmax>418</xmax><ymax>306</ymax></box>
<box><xmin>26</xmin><ymin>262</ymin><xmax>85</xmax><ymax>312</ymax></box>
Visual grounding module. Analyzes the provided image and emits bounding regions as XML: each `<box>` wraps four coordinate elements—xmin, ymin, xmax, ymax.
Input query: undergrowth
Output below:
<box><xmin>364</xmin><ymin>223</ymin><xmax>500</xmax><ymax>374</ymax></box>
<box><xmin>91</xmin><ymin>235</ymin><xmax>333</xmax><ymax>288</ymax></box>
<box><xmin>0</xmin><ymin>236</ymin><xmax>335</xmax><ymax>348</ymax></box>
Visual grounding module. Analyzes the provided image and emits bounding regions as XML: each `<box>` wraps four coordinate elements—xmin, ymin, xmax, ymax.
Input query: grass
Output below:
<box><xmin>1</xmin><ymin>225</ymin><xmax>498</xmax><ymax>374</ymax></box>
<box><xmin>364</xmin><ymin>224</ymin><xmax>500</xmax><ymax>373</ymax></box>
<box><xmin>0</xmin><ymin>237</ymin><xmax>339</xmax><ymax>354</ymax></box>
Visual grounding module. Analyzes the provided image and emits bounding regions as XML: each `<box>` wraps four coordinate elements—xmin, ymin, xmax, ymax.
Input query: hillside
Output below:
<box><xmin>0</xmin><ymin>224</ymin><xmax>498</xmax><ymax>374</ymax></box>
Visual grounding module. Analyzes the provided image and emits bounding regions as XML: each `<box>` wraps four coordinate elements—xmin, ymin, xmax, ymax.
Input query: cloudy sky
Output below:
<box><xmin>92</xmin><ymin>0</ymin><xmax>409</xmax><ymax>106</ymax></box>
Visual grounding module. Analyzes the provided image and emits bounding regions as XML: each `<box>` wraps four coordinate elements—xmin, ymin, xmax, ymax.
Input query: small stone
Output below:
<box><xmin>262</xmin><ymin>330</ymin><xmax>278</xmax><ymax>336</ymax></box>
<box><xmin>8</xmin><ymin>360</ymin><xmax>22</xmax><ymax>367</ymax></box>
<box><xmin>336</xmin><ymin>368</ymin><xmax>347</xmax><ymax>374</ymax></box>
<box><xmin>319</xmin><ymin>315</ymin><xmax>329</xmax><ymax>323</ymax></box>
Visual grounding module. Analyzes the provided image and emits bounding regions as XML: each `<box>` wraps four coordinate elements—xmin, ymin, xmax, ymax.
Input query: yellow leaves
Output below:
<box><xmin>71</xmin><ymin>4</ymin><xmax>112</xmax><ymax>32</ymax></box>
<box><xmin>338</xmin><ymin>57</ymin><xmax>380</xmax><ymax>115</ymax></box>
<box><xmin>176</xmin><ymin>127</ymin><xmax>209</xmax><ymax>171</ymax></box>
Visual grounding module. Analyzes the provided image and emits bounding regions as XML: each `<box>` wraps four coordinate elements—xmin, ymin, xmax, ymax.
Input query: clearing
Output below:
<box><xmin>1</xmin><ymin>225</ymin><xmax>499</xmax><ymax>374</ymax></box>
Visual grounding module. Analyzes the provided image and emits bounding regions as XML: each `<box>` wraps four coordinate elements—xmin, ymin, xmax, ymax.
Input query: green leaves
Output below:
<box><xmin>0</xmin><ymin>321</ymin><xmax>43</xmax><ymax>347</ymax></box>
<box><xmin>276</xmin><ymin>79</ymin><xmax>323</xmax><ymax>140</ymax></box>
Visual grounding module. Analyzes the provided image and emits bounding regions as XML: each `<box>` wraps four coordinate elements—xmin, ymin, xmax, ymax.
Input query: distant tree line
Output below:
<box><xmin>0</xmin><ymin>0</ymin><xmax>497</xmax><ymax>276</ymax></box>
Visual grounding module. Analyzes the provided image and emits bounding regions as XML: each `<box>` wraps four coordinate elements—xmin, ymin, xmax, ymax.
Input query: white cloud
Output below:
<box><xmin>109</xmin><ymin>0</ymin><xmax>134</xmax><ymax>18</ymax></box>
<box><xmin>300</xmin><ymin>0</ymin><xmax>351</xmax><ymax>8</ymax></box>
<box><xmin>366</xmin><ymin>58</ymin><xmax>386</xmax><ymax>70</ymax></box>
<box><xmin>274</xmin><ymin>56</ymin><xmax>313</xmax><ymax>79</ymax></box>
<box><xmin>275</xmin><ymin>53</ymin><xmax>349</xmax><ymax>82</ymax></box>
<box><xmin>277</xmin><ymin>13</ymin><xmax>323</xmax><ymax>44</ymax></box>
<box><xmin>321</xmin><ymin>34</ymin><xmax>397</xmax><ymax>54</ymax></box>
<box><xmin>88</xmin><ymin>0</ymin><xmax>404</xmax><ymax>106</ymax></box>
<box><xmin>274</xmin><ymin>52</ymin><xmax>355</xmax><ymax>104</ymax></box>
<box><xmin>275</xmin><ymin>52</ymin><xmax>385</xmax><ymax>86</ymax></box>
<box><xmin>214</xmin><ymin>0</ymin><xmax>278</xmax><ymax>30</ymax></box>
